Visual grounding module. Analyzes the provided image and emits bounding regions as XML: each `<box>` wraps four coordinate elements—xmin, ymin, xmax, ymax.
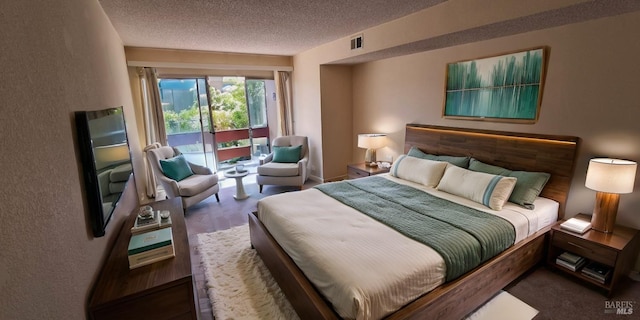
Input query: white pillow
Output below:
<box><xmin>390</xmin><ymin>155</ymin><xmax>448</xmax><ymax>187</ymax></box>
<box><xmin>436</xmin><ymin>165</ymin><xmax>517</xmax><ymax>210</ymax></box>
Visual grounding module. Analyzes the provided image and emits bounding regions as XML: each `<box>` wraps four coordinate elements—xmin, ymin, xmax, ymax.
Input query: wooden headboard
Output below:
<box><xmin>404</xmin><ymin>124</ymin><xmax>579</xmax><ymax>219</ymax></box>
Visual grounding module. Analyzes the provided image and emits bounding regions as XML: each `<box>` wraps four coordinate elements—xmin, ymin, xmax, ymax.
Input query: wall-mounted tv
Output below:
<box><xmin>75</xmin><ymin>106</ymin><xmax>133</xmax><ymax>237</ymax></box>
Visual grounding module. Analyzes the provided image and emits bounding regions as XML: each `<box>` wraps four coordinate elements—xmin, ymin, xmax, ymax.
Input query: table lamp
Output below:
<box><xmin>358</xmin><ymin>134</ymin><xmax>386</xmax><ymax>166</ymax></box>
<box><xmin>585</xmin><ymin>158</ymin><xmax>637</xmax><ymax>233</ymax></box>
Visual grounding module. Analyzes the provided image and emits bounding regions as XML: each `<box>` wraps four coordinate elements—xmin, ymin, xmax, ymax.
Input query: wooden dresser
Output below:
<box><xmin>89</xmin><ymin>197</ymin><xmax>196</xmax><ymax>320</ymax></box>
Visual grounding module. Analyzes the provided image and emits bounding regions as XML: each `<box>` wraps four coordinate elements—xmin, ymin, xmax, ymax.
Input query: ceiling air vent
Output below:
<box><xmin>350</xmin><ymin>34</ymin><xmax>363</xmax><ymax>50</ymax></box>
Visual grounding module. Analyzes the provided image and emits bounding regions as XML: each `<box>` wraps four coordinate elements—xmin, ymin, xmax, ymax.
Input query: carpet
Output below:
<box><xmin>198</xmin><ymin>224</ymin><xmax>538</xmax><ymax>320</ymax></box>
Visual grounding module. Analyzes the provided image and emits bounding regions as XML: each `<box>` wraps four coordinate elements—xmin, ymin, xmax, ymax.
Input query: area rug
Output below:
<box><xmin>198</xmin><ymin>225</ymin><xmax>538</xmax><ymax>320</ymax></box>
<box><xmin>197</xmin><ymin>225</ymin><xmax>299</xmax><ymax>320</ymax></box>
<box><xmin>464</xmin><ymin>290</ymin><xmax>538</xmax><ymax>320</ymax></box>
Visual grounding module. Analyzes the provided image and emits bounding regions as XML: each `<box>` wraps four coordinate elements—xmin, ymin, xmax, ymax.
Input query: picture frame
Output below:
<box><xmin>443</xmin><ymin>47</ymin><xmax>547</xmax><ymax>123</ymax></box>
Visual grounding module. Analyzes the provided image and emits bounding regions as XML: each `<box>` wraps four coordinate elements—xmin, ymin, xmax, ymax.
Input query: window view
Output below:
<box><xmin>158</xmin><ymin>78</ymin><xmax>212</xmax><ymax>167</ymax></box>
<box><xmin>158</xmin><ymin>76</ymin><xmax>271</xmax><ymax>171</ymax></box>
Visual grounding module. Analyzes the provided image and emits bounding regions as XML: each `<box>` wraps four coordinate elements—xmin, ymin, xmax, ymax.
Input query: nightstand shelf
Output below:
<box><xmin>347</xmin><ymin>162</ymin><xmax>390</xmax><ymax>179</ymax></box>
<box><xmin>546</xmin><ymin>213</ymin><xmax>640</xmax><ymax>297</ymax></box>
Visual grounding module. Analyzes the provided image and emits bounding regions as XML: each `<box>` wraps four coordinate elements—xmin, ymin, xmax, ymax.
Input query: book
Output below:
<box><xmin>557</xmin><ymin>251</ymin><xmax>584</xmax><ymax>265</ymax></box>
<box><xmin>560</xmin><ymin>218</ymin><xmax>591</xmax><ymax>234</ymax></box>
<box><xmin>556</xmin><ymin>256</ymin><xmax>586</xmax><ymax>271</ymax></box>
<box><xmin>128</xmin><ymin>227</ymin><xmax>173</xmax><ymax>255</ymax></box>
<box><xmin>581</xmin><ymin>268</ymin><xmax>608</xmax><ymax>284</ymax></box>
<box><xmin>131</xmin><ymin>210</ymin><xmax>161</xmax><ymax>234</ymax></box>
<box><xmin>581</xmin><ymin>261</ymin><xmax>611</xmax><ymax>282</ymax></box>
<box><xmin>128</xmin><ymin>243</ymin><xmax>175</xmax><ymax>269</ymax></box>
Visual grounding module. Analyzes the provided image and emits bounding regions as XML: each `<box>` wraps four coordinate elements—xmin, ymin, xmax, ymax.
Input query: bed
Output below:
<box><xmin>249</xmin><ymin>124</ymin><xmax>579</xmax><ymax>320</ymax></box>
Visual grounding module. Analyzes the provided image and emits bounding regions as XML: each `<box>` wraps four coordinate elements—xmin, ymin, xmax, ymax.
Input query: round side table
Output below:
<box><xmin>224</xmin><ymin>170</ymin><xmax>250</xmax><ymax>200</ymax></box>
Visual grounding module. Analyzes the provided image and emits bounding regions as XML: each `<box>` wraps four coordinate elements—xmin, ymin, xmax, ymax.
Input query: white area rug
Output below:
<box><xmin>198</xmin><ymin>225</ymin><xmax>538</xmax><ymax>320</ymax></box>
<box><xmin>465</xmin><ymin>290</ymin><xmax>538</xmax><ymax>320</ymax></box>
<box><xmin>198</xmin><ymin>225</ymin><xmax>299</xmax><ymax>320</ymax></box>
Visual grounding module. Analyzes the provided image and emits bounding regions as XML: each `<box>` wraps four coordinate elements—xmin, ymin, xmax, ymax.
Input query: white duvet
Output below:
<box><xmin>256</xmin><ymin>175</ymin><xmax>557</xmax><ymax>320</ymax></box>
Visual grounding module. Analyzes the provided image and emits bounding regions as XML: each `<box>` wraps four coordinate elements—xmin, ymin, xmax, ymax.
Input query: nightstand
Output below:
<box><xmin>546</xmin><ymin>213</ymin><xmax>640</xmax><ymax>297</ymax></box>
<box><xmin>347</xmin><ymin>162</ymin><xmax>390</xmax><ymax>179</ymax></box>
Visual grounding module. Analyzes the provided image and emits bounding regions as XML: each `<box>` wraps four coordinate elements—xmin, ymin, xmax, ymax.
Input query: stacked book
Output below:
<box><xmin>127</xmin><ymin>227</ymin><xmax>175</xmax><ymax>269</ymax></box>
<box><xmin>131</xmin><ymin>210</ymin><xmax>173</xmax><ymax>234</ymax></box>
<box><xmin>581</xmin><ymin>261</ymin><xmax>611</xmax><ymax>284</ymax></box>
<box><xmin>555</xmin><ymin>251</ymin><xmax>586</xmax><ymax>271</ymax></box>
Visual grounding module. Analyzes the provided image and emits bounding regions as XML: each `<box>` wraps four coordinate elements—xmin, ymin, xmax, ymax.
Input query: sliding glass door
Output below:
<box><xmin>157</xmin><ymin>78</ymin><xmax>214</xmax><ymax>168</ymax></box>
<box><xmin>208</xmin><ymin>77</ymin><xmax>271</xmax><ymax>170</ymax></box>
<box><xmin>157</xmin><ymin>76</ymin><xmax>272</xmax><ymax>172</ymax></box>
<box><xmin>246</xmin><ymin>79</ymin><xmax>270</xmax><ymax>158</ymax></box>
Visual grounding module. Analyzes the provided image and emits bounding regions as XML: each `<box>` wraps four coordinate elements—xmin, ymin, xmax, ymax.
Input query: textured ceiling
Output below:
<box><xmin>99</xmin><ymin>0</ymin><xmax>446</xmax><ymax>56</ymax></box>
<box><xmin>99</xmin><ymin>0</ymin><xmax>640</xmax><ymax>61</ymax></box>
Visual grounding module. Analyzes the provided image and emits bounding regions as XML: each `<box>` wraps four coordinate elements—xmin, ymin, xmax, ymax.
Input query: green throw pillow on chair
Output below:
<box><xmin>272</xmin><ymin>145</ymin><xmax>302</xmax><ymax>163</ymax></box>
<box><xmin>159</xmin><ymin>154</ymin><xmax>194</xmax><ymax>181</ymax></box>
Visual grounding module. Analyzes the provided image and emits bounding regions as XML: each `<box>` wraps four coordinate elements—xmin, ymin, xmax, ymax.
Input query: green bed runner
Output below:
<box><xmin>314</xmin><ymin>176</ymin><xmax>515</xmax><ymax>281</ymax></box>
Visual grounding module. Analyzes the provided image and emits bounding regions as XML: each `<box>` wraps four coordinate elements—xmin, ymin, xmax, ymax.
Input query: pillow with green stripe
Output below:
<box><xmin>159</xmin><ymin>154</ymin><xmax>194</xmax><ymax>181</ymax></box>
<box><xmin>390</xmin><ymin>154</ymin><xmax>448</xmax><ymax>187</ymax></box>
<box><xmin>407</xmin><ymin>146</ymin><xmax>470</xmax><ymax>168</ymax></box>
<box><xmin>468</xmin><ymin>158</ymin><xmax>550</xmax><ymax>209</ymax></box>
<box><xmin>436</xmin><ymin>165</ymin><xmax>517</xmax><ymax>210</ymax></box>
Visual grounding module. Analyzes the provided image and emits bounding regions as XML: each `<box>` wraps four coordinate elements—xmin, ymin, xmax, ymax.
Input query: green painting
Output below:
<box><xmin>443</xmin><ymin>47</ymin><xmax>546</xmax><ymax>123</ymax></box>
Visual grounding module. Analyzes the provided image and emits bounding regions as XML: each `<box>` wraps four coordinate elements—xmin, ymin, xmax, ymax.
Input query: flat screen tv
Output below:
<box><xmin>75</xmin><ymin>106</ymin><xmax>133</xmax><ymax>237</ymax></box>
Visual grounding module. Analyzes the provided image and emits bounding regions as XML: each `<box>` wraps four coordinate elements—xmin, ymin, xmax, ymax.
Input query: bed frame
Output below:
<box><xmin>249</xmin><ymin>124</ymin><xmax>579</xmax><ymax>320</ymax></box>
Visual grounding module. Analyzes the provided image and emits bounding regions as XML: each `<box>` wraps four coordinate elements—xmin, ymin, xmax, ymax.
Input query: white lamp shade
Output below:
<box><xmin>357</xmin><ymin>134</ymin><xmax>386</xmax><ymax>149</ymax></box>
<box><xmin>585</xmin><ymin>158</ymin><xmax>637</xmax><ymax>194</ymax></box>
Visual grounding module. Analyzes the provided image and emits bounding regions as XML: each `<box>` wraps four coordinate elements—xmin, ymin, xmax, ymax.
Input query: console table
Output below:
<box><xmin>89</xmin><ymin>197</ymin><xmax>196</xmax><ymax>320</ymax></box>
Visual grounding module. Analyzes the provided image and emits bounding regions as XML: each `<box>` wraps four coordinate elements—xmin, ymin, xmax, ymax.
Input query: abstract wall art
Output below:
<box><xmin>443</xmin><ymin>47</ymin><xmax>546</xmax><ymax>123</ymax></box>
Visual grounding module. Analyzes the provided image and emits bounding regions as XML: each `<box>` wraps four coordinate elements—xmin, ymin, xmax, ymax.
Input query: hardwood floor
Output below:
<box><xmin>184</xmin><ymin>175</ymin><xmax>318</xmax><ymax>319</ymax></box>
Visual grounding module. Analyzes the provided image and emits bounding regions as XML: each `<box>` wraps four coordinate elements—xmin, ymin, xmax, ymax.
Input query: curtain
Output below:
<box><xmin>138</xmin><ymin>67</ymin><xmax>167</xmax><ymax>146</ymax></box>
<box><xmin>143</xmin><ymin>143</ymin><xmax>161</xmax><ymax>198</ymax></box>
<box><xmin>137</xmin><ymin>67</ymin><xmax>167</xmax><ymax>198</ymax></box>
<box><xmin>276</xmin><ymin>71</ymin><xmax>293</xmax><ymax>136</ymax></box>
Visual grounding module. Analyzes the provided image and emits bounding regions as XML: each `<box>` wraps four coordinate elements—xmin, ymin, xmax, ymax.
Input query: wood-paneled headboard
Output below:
<box><xmin>404</xmin><ymin>124</ymin><xmax>580</xmax><ymax>219</ymax></box>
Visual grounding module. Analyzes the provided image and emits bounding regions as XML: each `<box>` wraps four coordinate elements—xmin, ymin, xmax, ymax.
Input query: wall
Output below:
<box><xmin>125</xmin><ymin>47</ymin><xmax>292</xmax><ymax>70</ymax></box>
<box><xmin>292</xmin><ymin>51</ymin><xmax>326</xmax><ymax>179</ymax></box>
<box><xmin>293</xmin><ymin>2</ymin><xmax>640</xmax><ymax>269</ymax></box>
<box><xmin>0</xmin><ymin>0</ymin><xmax>141</xmax><ymax>318</ymax></box>
<box><xmin>292</xmin><ymin>0</ymin><xmax>602</xmax><ymax>183</ymax></box>
<box><xmin>320</xmin><ymin>65</ymin><xmax>354</xmax><ymax>181</ymax></box>
<box><xmin>351</xmin><ymin>11</ymin><xmax>640</xmax><ymax>227</ymax></box>
<box><xmin>351</xmin><ymin>12</ymin><xmax>640</xmax><ymax>268</ymax></box>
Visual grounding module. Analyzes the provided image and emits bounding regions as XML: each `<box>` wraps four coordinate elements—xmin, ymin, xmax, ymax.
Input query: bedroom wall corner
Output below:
<box><xmin>292</xmin><ymin>52</ymin><xmax>324</xmax><ymax>180</ymax></box>
<box><xmin>320</xmin><ymin>65</ymin><xmax>353</xmax><ymax>181</ymax></box>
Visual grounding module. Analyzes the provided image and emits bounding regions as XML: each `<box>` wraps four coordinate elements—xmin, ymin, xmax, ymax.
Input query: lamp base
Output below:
<box><xmin>364</xmin><ymin>149</ymin><xmax>377</xmax><ymax>166</ymax></box>
<box><xmin>591</xmin><ymin>191</ymin><xmax>619</xmax><ymax>233</ymax></box>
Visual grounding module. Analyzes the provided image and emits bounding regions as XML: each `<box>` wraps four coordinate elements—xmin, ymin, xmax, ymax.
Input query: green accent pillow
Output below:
<box><xmin>272</xmin><ymin>145</ymin><xmax>302</xmax><ymax>163</ymax></box>
<box><xmin>407</xmin><ymin>146</ymin><xmax>470</xmax><ymax>168</ymax></box>
<box><xmin>159</xmin><ymin>154</ymin><xmax>194</xmax><ymax>181</ymax></box>
<box><xmin>468</xmin><ymin>158</ymin><xmax>551</xmax><ymax>209</ymax></box>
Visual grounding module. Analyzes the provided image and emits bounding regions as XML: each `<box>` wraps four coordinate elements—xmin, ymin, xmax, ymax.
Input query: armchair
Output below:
<box><xmin>146</xmin><ymin>146</ymin><xmax>220</xmax><ymax>212</ymax></box>
<box><xmin>257</xmin><ymin>136</ymin><xmax>310</xmax><ymax>193</ymax></box>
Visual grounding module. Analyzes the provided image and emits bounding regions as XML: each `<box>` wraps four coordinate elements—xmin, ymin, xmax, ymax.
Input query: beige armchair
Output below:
<box><xmin>147</xmin><ymin>146</ymin><xmax>220</xmax><ymax>212</ymax></box>
<box><xmin>257</xmin><ymin>136</ymin><xmax>310</xmax><ymax>193</ymax></box>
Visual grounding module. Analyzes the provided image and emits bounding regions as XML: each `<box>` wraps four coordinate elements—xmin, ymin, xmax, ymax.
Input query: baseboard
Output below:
<box><xmin>308</xmin><ymin>175</ymin><xmax>326</xmax><ymax>183</ymax></box>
